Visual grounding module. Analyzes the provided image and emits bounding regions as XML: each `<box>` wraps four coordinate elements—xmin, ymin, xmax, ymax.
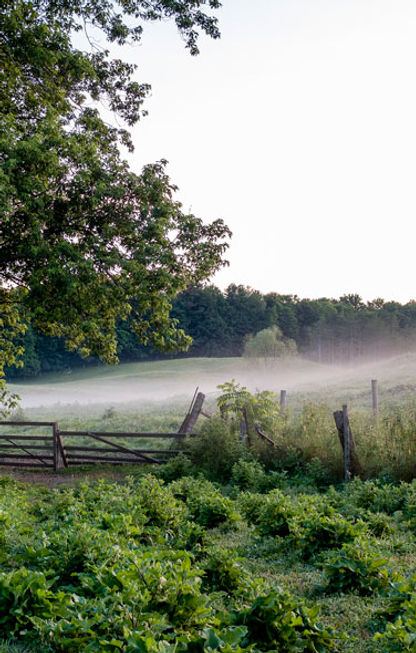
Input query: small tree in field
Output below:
<box><xmin>243</xmin><ymin>326</ymin><xmax>297</xmax><ymax>364</ymax></box>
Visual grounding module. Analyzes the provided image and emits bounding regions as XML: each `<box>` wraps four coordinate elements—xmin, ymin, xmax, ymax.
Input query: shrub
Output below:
<box><xmin>202</xmin><ymin>548</ymin><xmax>248</xmax><ymax>594</ymax></box>
<box><xmin>238</xmin><ymin>489</ymin><xmax>294</xmax><ymax>538</ymax></box>
<box><xmin>365</xmin><ymin>511</ymin><xmax>397</xmax><ymax>537</ymax></box>
<box><xmin>374</xmin><ymin>614</ymin><xmax>416</xmax><ymax>652</ymax></box>
<box><xmin>157</xmin><ymin>453</ymin><xmax>195</xmax><ymax>483</ymax></box>
<box><xmin>231</xmin><ymin>460</ymin><xmax>267</xmax><ymax>492</ymax></box>
<box><xmin>170</xmin><ymin>477</ymin><xmax>238</xmax><ymax>529</ymax></box>
<box><xmin>377</xmin><ymin>574</ymin><xmax>416</xmax><ymax>622</ymax></box>
<box><xmin>134</xmin><ymin>475</ymin><xmax>188</xmax><ymax>532</ymax></box>
<box><xmin>0</xmin><ymin>568</ymin><xmax>68</xmax><ymax>636</ymax></box>
<box><xmin>188</xmin><ymin>417</ymin><xmax>244</xmax><ymax>483</ymax></box>
<box><xmin>281</xmin><ymin>403</ymin><xmax>341</xmax><ymax>480</ymax></box>
<box><xmin>345</xmin><ymin>478</ymin><xmax>407</xmax><ymax>515</ymax></box>
<box><xmin>293</xmin><ymin>511</ymin><xmax>361</xmax><ymax>560</ymax></box>
<box><xmin>374</xmin><ymin>584</ymin><xmax>416</xmax><ymax>652</ymax></box>
<box><xmin>303</xmin><ymin>457</ymin><xmax>333</xmax><ymax>490</ymax></box>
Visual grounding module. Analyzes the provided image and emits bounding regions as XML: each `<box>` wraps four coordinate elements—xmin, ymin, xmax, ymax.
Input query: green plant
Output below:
<box><xmin>243</xmin><ymin>326</ymin><xmax>297</xmax><ymax>363</ymax></box>
<box><xmin>231</xmin><ymin>460</ymin><xmax>267</xmax><ymax>492</ymax></box>
<box><xmin>170</xmin><ymin>477</ymin><xmax>239</xmax><ymax>529</ymax></box>
<box><xmin>157</xmin><ymin>453</ymin><xmax>195</xmax><ymax>483</ymax></box>
<box><xmin>321</xmin><ymin>538</ymin><xmax>391</xmax><ymax>595</ymax></box>
<box><xmin>231</xmin><ymin>590</ymin><xmax>341</xmax><ymax>651</ymax></box>
<box><xmin>217</xmin><ymin>380</ymin><xmax>284</xmax><ymax>450</ymax></box>
<box><xmin>293</xmin><ymin>511</ymin><xmax>361</xmax><ymax>560</ymax></box>
<box><xmin>345</xmin><ymin>478</ymin><xmax>407</xmax><ymax>515</ymax></box>
<box><xmin>238</xmin><ymin>489</ymin><xmax>294</xmax><ymax>538</ymax></box>
<box><xmin>0</xmin><ymin>568</ymin><xmax>68</xmax><ymax>636</ymax></box>
<box><xmin>202</xmin><ymin>548</ymin><xmax>248</xmax><ymax>594</ymax></box>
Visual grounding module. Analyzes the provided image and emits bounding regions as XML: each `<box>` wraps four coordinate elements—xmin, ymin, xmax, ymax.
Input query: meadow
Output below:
<box><xmin>2</xmin><ymin>354</ymin><xmax>416</xmax><ymax>651</ymax></box>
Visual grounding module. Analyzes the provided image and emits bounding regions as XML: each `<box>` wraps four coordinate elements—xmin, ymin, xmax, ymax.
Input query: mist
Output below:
<box><xmin>9</xmin><ymin>352</ymin><xmax>416</xmax><ymax>414</ymax></box>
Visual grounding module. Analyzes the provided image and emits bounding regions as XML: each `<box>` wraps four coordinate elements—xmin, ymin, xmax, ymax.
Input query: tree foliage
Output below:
<box><xmin>0</xmin><ymin>0</ymin><xmax>230</xmax><ymax>408</ymax></box>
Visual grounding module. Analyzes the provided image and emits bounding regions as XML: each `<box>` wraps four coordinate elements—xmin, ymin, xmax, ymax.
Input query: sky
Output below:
<box><xmin>111</xmin><ymin>0</ymin><xmax>416</xmax><ymax>303</ymax></box>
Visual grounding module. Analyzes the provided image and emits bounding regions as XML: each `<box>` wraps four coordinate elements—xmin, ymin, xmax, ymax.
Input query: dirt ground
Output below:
<box><xmin>0</xmin><ymin>466</ymin><xmax>142</xmax><ymax>488</ymax></box>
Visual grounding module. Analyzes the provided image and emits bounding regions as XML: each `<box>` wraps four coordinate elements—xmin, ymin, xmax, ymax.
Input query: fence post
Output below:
<box><xmin>280</xmin><ymin>390</ymin><xmax>287</xmax><ymax>414</ymax></box>
<box><xmin>343</xmin><ymin>405</ymin><xmax>350</xmax><ymax>482</ymax></box>
<box><xmin>178</xmin><ymin>392</ymin><xmax>205</xmax><ymax>434</ymax></box>
<box><xmin>242</xmin><ymin>408</ymin><xmax>251</xmax><ymax>448</ymax></box>
<box><xmin>53</xmin><ymin>422</ymin><xmax>59</xmax><ymax>471</ymax></box>
<box><xmin>371</xmin><ymin>379</ymin><xmax>379</xmax><ymax>417</ymax></box>
<box><xmin>333</xmin><ymin>408</ymin><xmax>362</xmax><ymax>478</ymax></box>
<box><xmin>240</xmin><ymin>418</ymin><xmax>247</xmax><ymax>446</ymax></box>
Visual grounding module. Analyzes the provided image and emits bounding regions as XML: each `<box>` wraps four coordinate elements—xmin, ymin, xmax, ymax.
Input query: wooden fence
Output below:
<box><xmin>0</xmin><ymin>422</ymin><xmax>195</xmax><ymax>471</ymax></box>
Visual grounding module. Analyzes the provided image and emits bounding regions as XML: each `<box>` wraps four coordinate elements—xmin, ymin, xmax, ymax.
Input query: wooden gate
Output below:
<box><xmin>0</xmin><ymin>422</ymin><xmax>193</xmax><ymax>470</ymax></box>
<box><xmin>0</xmin><ymin>392</ymin><xmax>207</xmax><ymax>471</ymax></box>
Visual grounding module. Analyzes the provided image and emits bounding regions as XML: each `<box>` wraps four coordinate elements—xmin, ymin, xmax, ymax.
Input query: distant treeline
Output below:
<box><xmin>6</xmin><ymin>285</ymin><xmax>416</xmax><ymax>378</ymax></box>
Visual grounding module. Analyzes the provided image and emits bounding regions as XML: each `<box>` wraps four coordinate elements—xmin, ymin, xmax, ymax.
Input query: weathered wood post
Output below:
<box><xmin>254</xmin><ymin>423</ymin><xmax>275</xmax><ymax>446</ymax></box>
<box><xmin>240</xmin><ymin>418</ymin><xmax>247</xmax><ymax>446</ymax></box>
<box><xmin>178</xmin><ymin>392</ymin><xmax>206</xmax><ymax>434</ymax></box>
<box><xmin>333</xmin><ymin>406</ymin><xmax>362</xmax><ymax>479</ymax></box>
<box><xmin>280</xmin><ymin>390</ymin><xmax>287</xmax><ymax>414</ymax></box>
<box><xmin>371</xmin><ymin>379</ymin><xmax>379</xmax><ymax>417</ymax></box>
<box><xmin>242</xmin><ymin>407</ymin><xmax>251</xmax><ymax>448</ymax></box>
<box><xmin>343</xmin><ymin>405</ymin><xmax>350</xmax><ymax>481</ymax></box>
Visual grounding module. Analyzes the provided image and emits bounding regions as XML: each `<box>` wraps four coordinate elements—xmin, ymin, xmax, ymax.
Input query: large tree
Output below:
<box><xmin>0</xmin><ymin>0</ymin><xmax>230</xmax><ymax>410</ymax></box>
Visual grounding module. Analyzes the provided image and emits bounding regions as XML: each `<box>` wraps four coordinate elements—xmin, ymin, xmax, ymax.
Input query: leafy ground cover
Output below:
<box><xmin>0</xmin><ymin>466</ymin><xmax>415</xmax><ymax>651</ymax></box>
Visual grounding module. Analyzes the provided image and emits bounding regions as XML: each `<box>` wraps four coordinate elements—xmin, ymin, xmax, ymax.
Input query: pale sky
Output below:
<box><xmin>113</xmin><ymin>0</ymin><xmax>416</xmax><ymax>303</ymax></box>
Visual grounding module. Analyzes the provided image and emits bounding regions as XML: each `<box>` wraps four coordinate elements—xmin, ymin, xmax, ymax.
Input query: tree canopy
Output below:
<box><xmin>0</xmin><ymin>0</ymin><xmax>230</xmax><ymax>410</ymax></box>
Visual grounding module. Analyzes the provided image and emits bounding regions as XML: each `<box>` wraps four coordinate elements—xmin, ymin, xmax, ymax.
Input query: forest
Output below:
<box><xmin>7</xmin><ymin>285</ymin><xmax>416</xmax><ymax>378</ymax></box>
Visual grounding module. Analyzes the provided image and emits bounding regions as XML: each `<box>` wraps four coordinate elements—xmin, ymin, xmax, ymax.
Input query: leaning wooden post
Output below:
<box><xmin>178</xmin><ymin>392</ymin><xmax>206</xmax><ymax>434</ymax></box>
<box><xmin>280</xmin><ymin>390</ymin><xmax>287</xmax><ymax>414</ymax></box>
<box><xmin>343</xmin><ymin>405</ymin><xmax>350</xmax><ymax>482</ymax></box>
<box><xmin>371</xmin><ymin>379</ymin><xmax>379</xmax><ymax>417</ymax></box>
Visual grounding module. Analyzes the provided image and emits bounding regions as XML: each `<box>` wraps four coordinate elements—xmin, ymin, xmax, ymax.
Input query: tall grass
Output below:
<box><xmin>268</xmin><ymin>400</ymin><xmax>416</xmax><ymax>481</ymax></box>
<box><xmin>190</xmin><ymin>399</ymin><xmax>416</xmax><ymax>483</ymax></box>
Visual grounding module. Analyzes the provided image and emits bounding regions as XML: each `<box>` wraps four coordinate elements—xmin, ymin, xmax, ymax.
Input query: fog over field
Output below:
<box><xmin>9</xmin><ymin>353</ymin><xmax>416</xmax><ymax>412</ymax></box>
